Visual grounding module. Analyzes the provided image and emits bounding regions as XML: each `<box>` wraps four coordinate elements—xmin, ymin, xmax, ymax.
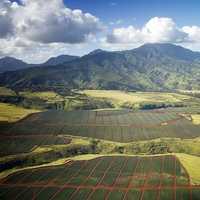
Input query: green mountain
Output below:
<box><xmin>1</xmin><ymin>43</ymin><xmax>200</xmax><ymax>91</ymax></box>
<box><xmin>43</xmin><ymin>55</ymin><xmax>79</xmax><ymax>66</ymax></box>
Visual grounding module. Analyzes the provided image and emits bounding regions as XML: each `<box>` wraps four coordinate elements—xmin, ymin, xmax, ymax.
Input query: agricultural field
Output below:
<box><xmin>0</xmin><ymin>155</ymin><xmax>199</xmax><ymax>200</ymax></box>
<box><xmin>3</xmin><ymin>108</ymin><xmax>200</xmax><ymax>142</ymax></box>
<box><xmin>0</xmin><ymin>135</ymin><xmax>71</xmax><ymax>157</ymax></box>
<box><xmin>0</xmin><ymin>90</ymin><xmax>200</xmax><ymax>199</ymax></box>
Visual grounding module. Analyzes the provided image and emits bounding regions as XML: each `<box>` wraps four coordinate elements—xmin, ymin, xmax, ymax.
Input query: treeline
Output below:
<box><xmin>120</xmin><ymin>102</ymin><xmax>185</xmax><ymax>111</ymax></box>
<box><xmin>0</xmin><ymin>94</ymin><xmax>63</xmax><ymax>110</ymax></box>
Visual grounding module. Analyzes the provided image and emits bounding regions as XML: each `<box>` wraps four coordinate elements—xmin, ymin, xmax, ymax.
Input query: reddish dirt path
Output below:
<box><xmin>104</xmin><ymin>157</ymin><xmax>129</xmax><ymax>200</ymax></box>
<box><xmin>69</xmin><ymin>157</ymin><xmax>103</xmax><ymax>200</ymax></box>
<box><xmin>140</xmin><ymin>157</ymin><xmax>154</xmax><ymax>200</ymax></box>
<box><xmin>48</xmin><ymin>160</ymin><xmax>88</xmax><ymax>200</ymax></box>
<box><xmin>1</xmin><ymin>182</ymin><xmax>200</xmax><ymax>191</ymax></box>
<box><xmin>173</xmin><ymin>156</ymin><xmax>177</xmax><ymax>200</ymax></box>
<box><xmin>86</xmin><ymin>157</ymin><xmax>116</xmax><ymax>200</ymax></box>
<box><xmin>122</xmin><ymin>157</ymin><xmax>140</xmax><ymax>200</ymax></box>
<box><xmin>33</xmin><ymin>161</ymin><xmax>74</xmax><ymax>200</ymax></box>
<box><xmin>156</xmin><ymin>156</ymin><xmax>165</xmax><ymax>200</ymax></box>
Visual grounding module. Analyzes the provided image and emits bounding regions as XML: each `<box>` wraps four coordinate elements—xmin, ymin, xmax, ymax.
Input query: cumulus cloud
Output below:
<box><xmin>106</xmin><ymin>17</ymin><xmax>188</xmax><ymax>45</ymax></box>
<box><xmin>142</xmin><ymin>17</ymin><xmax>187</xmax><ymax>43</ymax></box>
<box><xmin>0</xmin><ymin>0</ymin><xmax>102</xmax><ymax>44</ymax></box>
<box><xmin>107</xmin><ymin>26</ymin><xmax>142</xmax><ymax>43</ymax></box>
<box><xmin>0</xmin><ymin>0</ymin><xmax>103</xmax><ymax>62</ymax></box>
<box><xmin>182</xmin><ymin>26</ymin><xmax>200</xmax><ymax>42</ymax></box>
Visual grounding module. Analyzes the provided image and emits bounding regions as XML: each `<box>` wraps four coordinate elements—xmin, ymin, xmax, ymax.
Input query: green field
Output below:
<box><xmin>3</xmin><ymin>108</ymin><xmax>200</xmax><ymax>142</ymax></box>
<box><xmin>1</xmin><ymin>155</ymin><xmax>198</xmax><ymax>200</ymax></box>
<box><xmin>82</xmin><ymin>90</ymin><xmax>200</xmax><ymax>108</ymax></box>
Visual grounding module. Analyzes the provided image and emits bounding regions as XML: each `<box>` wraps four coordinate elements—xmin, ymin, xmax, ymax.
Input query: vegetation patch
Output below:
<box><xmin>176</xmin><ymin>153</ymin><xmax>200</xmax><ymax>184</ymax></box>
<box><xmin>0</xmin><ymin>103</ymin><xmax>40</xmax><ymax>122</ymax></box>
<box><xmin>191</xmin><ymin>114</ymin><xmax>200</xmax><ymax>125</ymax></box>
<box><xmin>0</xmin><ymin>87</ymin><xmax>16</xmax><ymax>97</ymax></box>
<box><xmin>82</xmin><ymin>90</ymin><xmax>197</xmax><ymax>106</ymax></box>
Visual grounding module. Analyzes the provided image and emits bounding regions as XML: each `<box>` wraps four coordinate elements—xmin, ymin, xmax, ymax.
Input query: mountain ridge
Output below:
<box><xmin>1</xmin><ymin>43</ymin><xmax>200</xmax><ymax>92</ymax></box>
<box><xmin>43</xmin><ymin>55</ymin><xmax>79</xmax><ymax>66</ymax></box>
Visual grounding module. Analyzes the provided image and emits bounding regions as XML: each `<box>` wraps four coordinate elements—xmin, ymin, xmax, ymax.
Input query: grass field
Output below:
<box><xmin>191</xmin><ymin>114</ymin><xmax>200</xmax><ymax>125</ymax></box>
<box><xmin>3</xmin><ymin>108</ymin><xmax>200</xmax><ymax>142</ymax></box>
<box><xmin>0</xmin><ymin>155</ymin><xmax>198</xmax><ymax>200</ymax></box>
<box><xmin>0</xmin><ymin>87</ymin><xmax>16</xmax><ymax>97</ymax></box>
<box><xmin>19</xmin><ymin>91</ymin><xmax>64</xmax><ymax>103</ymax></box>
<box><xmin>177</xmin><ymin>154</ymin><xmax>200</xmax><ymax>185</ymax></box>
<box><xmin>82</xmin><ymin>90</ymin><xmax>200</xmax><ymax>107</ymax></box>
<box><xmin>0</xmin><ymin>103</ymin><xmax>40</xmax><ymax>122</ymax></box>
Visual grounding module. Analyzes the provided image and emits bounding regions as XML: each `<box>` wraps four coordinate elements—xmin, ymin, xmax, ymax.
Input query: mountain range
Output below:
<box><xmin>0</xmin><ymin>54</ymin><xmax>80</xmax><ymax>73</ymax></box>
<box><xmin>1</xmin><ymin>43</ymin><xmax>200</xmax><ymax>91</ymax></box>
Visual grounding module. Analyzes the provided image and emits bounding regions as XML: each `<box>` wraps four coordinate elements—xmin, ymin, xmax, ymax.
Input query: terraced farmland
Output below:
<box><xmin>0</xmin><ymin>155</ymin><xmax>199</xmax><ymax>200</ymax></box>
<box><xmin>3</xmin><ymin>108</ymin><xmax>200</xmax><ymax>142</ymax></box>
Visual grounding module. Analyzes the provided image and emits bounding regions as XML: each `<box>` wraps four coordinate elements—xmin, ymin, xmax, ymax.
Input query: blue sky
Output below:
<box><xmin>64</xmin><ymin>0</ymin><xmax>200</xmax><ymax>27</ymax></box>
<box><xmin>1</xmin><ymin>0</ymin><xmax>200</xmax><ymax>63</ymax></box>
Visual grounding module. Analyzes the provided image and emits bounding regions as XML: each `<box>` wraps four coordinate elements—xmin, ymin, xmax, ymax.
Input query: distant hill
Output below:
<box><xmin>0</xmin><ymin>55</ymin><xmax>79</xmax><ymax>73</ymax></box>
<box><xmin>0</xmin><ymin>57</ymin><xmax>30</xmax><ymax>73</ymax></box>
<box><xmin>1</xmin><ymin>43</ymin><xmax>200</xmax><ymax>91</ymax></box>
<box><xmin>43</xmin><ymin>55</ymin><xmax>79</xmax><ymax>66</ymax></box>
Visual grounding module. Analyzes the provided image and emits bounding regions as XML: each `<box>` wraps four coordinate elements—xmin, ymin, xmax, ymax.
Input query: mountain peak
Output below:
<box><xmin>0</xmin><ymin>56</ymin><xmax>24</xmax><ymax>62</ymax></box>
<box><xmin>0</xmin><ymin>56</ymin><xmax>28</xmax><ymax>73</ymax></box>
<box><xmin>133</xmin><ymin>43</ymin><xmax>200</xmax><ymax>61</ymax></box>
<box><xmin>137</xmin><ymin>43</ymin><xmax>187</xmax><ymax>51</ymax></box>
<box><xmin>43</xmin><ymin>54</ymin><xmax>79</xmax><ymax>66</ymax></box>
<box><xmin>87</xmin><ymin>49</ymin><xmax>105</xmax><ymax>56</ymax></box>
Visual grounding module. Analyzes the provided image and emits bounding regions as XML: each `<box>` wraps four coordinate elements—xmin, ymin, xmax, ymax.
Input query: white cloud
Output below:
<box><xmin>107</xmin><ymin>26</ymin><xmax>142</xmax><ymax>43</ymax></box>
<box><xmin>142</xmin><ymin>17</ymin><xmax>187</xmax><ymax>43</ymax></box>
<box><xmin>0</xmin><ymin>0</ymin><xmax>103</xmax><ymax>43</ymax></box>
<box><xmin>106</xmin><ymin>17</ymin><xmax>188</xmax><ymax>45</ymax></box>
<box><xmin>182</xmin><ymin>26</ymin><xmax>200</xmax><ymax>42</ymax></box>
<box><xmin>0</xmin><ymin>0</ymin><xmax>103</xmax><ymax>62</ymax></box>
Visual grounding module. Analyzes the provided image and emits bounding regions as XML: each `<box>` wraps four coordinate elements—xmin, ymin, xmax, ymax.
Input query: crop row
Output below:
<box><xmin>3</xmin><ymin>109</ymin><xmax>200</xmax><ymax>142</ymax></box>
<box><xmin>0</xmin><ymin>135</ymin><xmax>70</xmax><ymax>156</ymax></box>
<box><xmin>0</xmin><ymin>155</ymin><xmax>195</xmax><ymax>200</ymax></box>
<box><xmin>1</xmin><ymin>186</ymin><xmax>199</xmax><ymax>200</ymax></box>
